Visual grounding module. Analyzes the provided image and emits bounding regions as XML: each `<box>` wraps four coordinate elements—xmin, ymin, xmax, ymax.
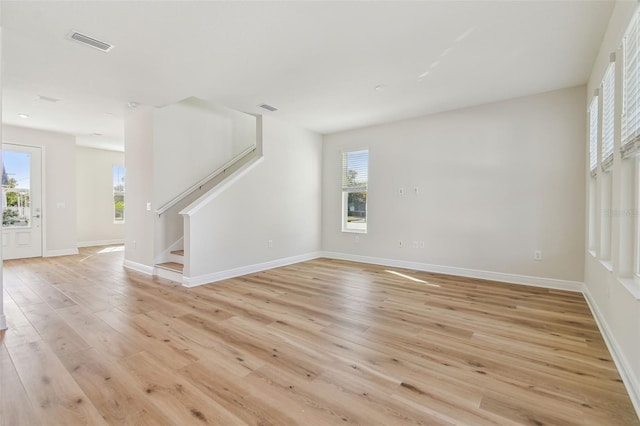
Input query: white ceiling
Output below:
<box><xmin>2</xmin><ymin>1</ymin><xmax>614</xmax><ymax>152</ymax></box>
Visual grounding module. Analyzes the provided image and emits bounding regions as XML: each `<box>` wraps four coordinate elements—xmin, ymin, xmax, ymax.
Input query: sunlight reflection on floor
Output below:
<box><xmin>98</xmin><ymin>246</ymin><xmax>125</xmax><ymax>254</ymax></box>
<box><xmin>384</xmin><ymin>270</ymin><xmax>440</xmax><ymax>287</ymax></box>
<box><xmin>80</xmin><ymin>245</ymin><xmax>125</xmax><ymax>262</ymax></box>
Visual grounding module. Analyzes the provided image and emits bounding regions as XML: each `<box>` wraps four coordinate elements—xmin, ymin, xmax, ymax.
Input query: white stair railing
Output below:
<box><xmin>155</xmin><ymin>144</ymin><xmax>256</xmax><ymax>216</ymax></box>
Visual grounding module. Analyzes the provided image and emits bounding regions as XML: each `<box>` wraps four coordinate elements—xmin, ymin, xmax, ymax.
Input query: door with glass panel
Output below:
<box><xmin>2</xmin><ymin>144</ymin><xmax>42</xmax><ymax>259</ymax></box>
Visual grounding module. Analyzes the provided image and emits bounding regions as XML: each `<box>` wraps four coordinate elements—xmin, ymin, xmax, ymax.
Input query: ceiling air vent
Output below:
<box><xmin>258</xmin><ymin>104</ymin><xmax>278</xmax><ymax>112</ymax></box>
<box><xmin>38</xmin><ymin>95</ymin><xmax>60</xmax><ymax>103</ymax></box>
<box><xmin>67</xmin><ymin>30</ymin><xmax>114</xmax><ymax>52</ymax></box>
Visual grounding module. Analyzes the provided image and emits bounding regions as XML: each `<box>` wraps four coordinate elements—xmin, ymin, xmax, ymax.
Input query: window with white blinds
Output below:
<box><xmin>341</xmin><ymin>150</ymin><xmax>368</xmax><ymax>192</ymax></box>
<box><xmin>589</xmin><ymin>97</ymin><xmax>599</xmax><ymax>175</ymax></box>
<box><xmin>623</xmin><ymin>10</ymin><xmax>640</xmax><ymax>158</ymax></box>
<box><xmin>602</xmin><ymin>63</ymin><xmax>615</xmax><ymax>170</ymax></box>
<box><xmin>341</xmin><ymin>150</ymin><xmax>368</xmax><ymax>233</ymax></box>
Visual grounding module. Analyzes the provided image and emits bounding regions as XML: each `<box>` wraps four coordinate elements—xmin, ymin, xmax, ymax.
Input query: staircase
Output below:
<box><xmin>145</xmin><ymin>99</ymin><xmax>262</xmax><ymax>287</ymax></box>
<box><xmin>151</xmin><ymin>137</ymin><xmax>261</xmax><ymax>286</ymax></box>
<box><xmin>155</xmin><ymin>250</ymin><xmax>184</xmax><ymax>283</ymax></box>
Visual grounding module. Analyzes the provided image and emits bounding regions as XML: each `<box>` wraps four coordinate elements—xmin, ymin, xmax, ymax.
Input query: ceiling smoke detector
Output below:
<box><xmin>66</xmin><ymin>30</ymin><xmax>114</xmax><ymax>52</ymax></box>
<box><xmin>258</xmin><ymin>104</ymin><xmax>278</xmax><ymax>112</ymax></box>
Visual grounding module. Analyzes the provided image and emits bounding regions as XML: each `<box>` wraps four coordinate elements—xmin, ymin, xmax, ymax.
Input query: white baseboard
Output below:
<box><xmin>77</xmin><ymin>239</ymin><xmax>124</xmax><ymax>248</ymax></box>
<box><xmin>321</xmin><ymin>252</ymin><xmax>583</xmax><ymax>292</ymax></box>
<box><xmin>0</xmin><ymin>314</ymin><xmax>6</xmax><ymax>331</ymax></box>
<box><xmin>44</xmin><ymin>248</ymin><xmax>79</xmax><ymax>257</ymax></box>
<box><xmin>183</xmin><ymin>250</ymin><xmax>583</xmax><ymax>291</ymax></box>
<box><xmin>582</xmin><ymin>285</ymin><xmax>640</xmax><ymax>418</ymax></box>
<box><xmin>123</xmin><ymin>259</ymin><xmax>155</xmax><ymax>276</ymax></box>
<box><xmin>183</xmin><ymin>251</ymin><xmax>322</xmax><ymax>287</ymax></box>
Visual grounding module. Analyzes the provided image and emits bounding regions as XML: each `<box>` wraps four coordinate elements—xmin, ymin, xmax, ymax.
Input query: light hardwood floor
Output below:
<box><xmin>0</xmin><ymin>246</ymin><xmax>638</xmax><ymax>425</ymax></box>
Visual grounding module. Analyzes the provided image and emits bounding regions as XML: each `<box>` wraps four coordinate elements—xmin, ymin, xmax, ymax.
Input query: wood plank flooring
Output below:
<box><xmin>0</xmin><ymin>246</ymin><xmax>638</xmax><ymax>425</ymax></box>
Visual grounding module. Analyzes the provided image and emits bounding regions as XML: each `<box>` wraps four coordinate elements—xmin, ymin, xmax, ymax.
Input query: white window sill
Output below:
<box><xmin>617</xmin><ymin>276</ymin><xmax>640</xmax><ymax>300</ymax></box>
<box><xmin>599</xmin><ymin>259</ymin><xmax>613</xmax><ymax>272</ymax></box>
<box><xmin>342</xmin><ymin>229</ymin><xmax>367</xmax><ymax>234</ymax></box>
<box><xmin>114</xmin><ymin>221</ymin><xmax>125</xmax><ymax>225</ymax></box>
<box><xmin>588</xmin><ymin>250</ymin><xmax>596</xmax><ymax>258</ymax></box>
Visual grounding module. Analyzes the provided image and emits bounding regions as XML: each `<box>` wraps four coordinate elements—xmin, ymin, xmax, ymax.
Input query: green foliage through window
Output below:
<box><xmin>113</xmin><ymin>166</ymin><xmax>125</xmax><ymax>222</ymax></box>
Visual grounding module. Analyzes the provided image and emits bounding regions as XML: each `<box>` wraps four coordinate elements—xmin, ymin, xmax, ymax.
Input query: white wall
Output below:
<box><xmin>184</xmin><ymin>115</ymin><xmax>322</xmax><ymax>281</ymax></box>
<box><xmin>3</xmin><ymin>125</ymin><xmax>78</xmax><ymax>256</ymax></box>
<box><xmin>584</xmin><ymin>1</ymin><xmax>640</xmax><ymax>415</ymax></box>
<box><xmin>76</xmin><ymin>146</ymin><xmax>125</xmax><ymax>246</ymax></box>
<box><xmin>323</xmin><ymin>86</ymin><xmax>586</xmax><ymax>284</ymax></box>
<box><xmin>123</xmin><ymin>108</ymin><xmax>155</xmax><ymax>271</ymax></box>
<box><xmin>153</xmin><ymin>97</ymin><xmax>256</xmax><ymax>208</ymax></box>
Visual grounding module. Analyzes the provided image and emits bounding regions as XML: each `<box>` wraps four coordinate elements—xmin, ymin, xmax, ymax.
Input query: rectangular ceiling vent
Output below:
<box><xmin>38</xmin><ymin>95</ymin><xmax>60</xmax><ymax>103</ymax></box>
<box><xmin>258</xmin><ymin>103</ymin><xmax>278</xmax><ymax>112</ymax></box>
<box><xmin>67</xmin><ymin>30</ymin><xmax>114</xmax><ymax>52</ymax></box>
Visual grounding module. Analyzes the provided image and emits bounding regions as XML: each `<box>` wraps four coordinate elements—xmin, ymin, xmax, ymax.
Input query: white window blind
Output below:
<box><xmin>623</xmin><ymin>10</ymin><xmax>640</xmax><ymax>159</ymax></box>
<box><xmin>342</xmin><ymin>150</ymin><xmax>368</xmax><ymax>192</ymax></box>
<box><xmin>602</xmin><ymin>63</ymin><xmax>615</xmax><ymax>170</ymax></box>
<box><xmin>589</xmin><ymin>96</ymin><xmax>599</xmax><ymax>175</ymax></box>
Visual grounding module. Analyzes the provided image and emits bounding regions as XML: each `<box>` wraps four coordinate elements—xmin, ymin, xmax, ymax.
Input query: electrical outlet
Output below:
<box><xmin>399</xmin><ymin>187</ymin><xmax>405</xmax><ymax>196</ymax></box>
<box><xmin>414</xmin><ymin>187</ymin><xmax>419</xmax><ymax>196</ymax></box>
<box><xmin>268</xmin><ymin>240</ymin><xmax>273</xmax><ymax>248</ymax></box>
<box><xmin>398</xmin><ymin>240</ymin><xmax>403</xmax><ymax>248</ymax></box>
<box><xmin>413</xmin><ymin>241</ymin><xmax>419</xmax><ymax>249</ymax></box>
<box><xmin>534</xmin><ymin>250</ymin><xmax>543</xmax><ymax>261</ymax></box>
<box><xmin>419</xmin><ymin>241</ymin><xmax>425</xmax><ymax>249</ymax></box>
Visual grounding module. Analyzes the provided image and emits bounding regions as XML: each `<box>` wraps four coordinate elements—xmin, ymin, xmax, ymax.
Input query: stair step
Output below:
<box><xmin>156</xmin><ymin>262</ymin><xmax>184</xmax><ymax>273</ymax></box>
<box><xmin>170</xmin><ymin>250</ymin><xmax>184</xmax><ymax>256</ymax></box>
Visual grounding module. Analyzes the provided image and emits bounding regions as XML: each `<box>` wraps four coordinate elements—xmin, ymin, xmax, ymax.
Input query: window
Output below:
<box><xmin>589</xmin><ymin>96</ymin><xmax>599</xmax><ymax>176</ymax></box>
<box><xmin>623</xmin><ymin>9</ymin><xmax>640</xmax><ymax>153</ymax></box>
<box><xmin>598</xmin><ymin>62</ymin><xmax>616</xmax><ymax>261</ymax></box>
<box><xmin>2</xmin><ymin>151</ymin><xmax>31</xmax><ymax>228</ymax></box>
<box><xmin>342</xmin><ymin>150</ymin><xmax>368</xmax><ymax>233</ymax></box>
<box><xmin>623</xmin><ymin>11</ymin><xmax>640</xmax><ymax>277</ymax></box>
<box><xmin>588</xmin><ymin>96</ymin><xmax>599</xmax><ymax>252</ymax></box>
<box><xmin>602</xmin><ymin>63</ymin><xmax>615</xmax><ymax>171</ymax></box>
<box><xmin>113</xmin><ymin>166</ymin><xmax>125</xmax><ymax>223</ymax></box>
